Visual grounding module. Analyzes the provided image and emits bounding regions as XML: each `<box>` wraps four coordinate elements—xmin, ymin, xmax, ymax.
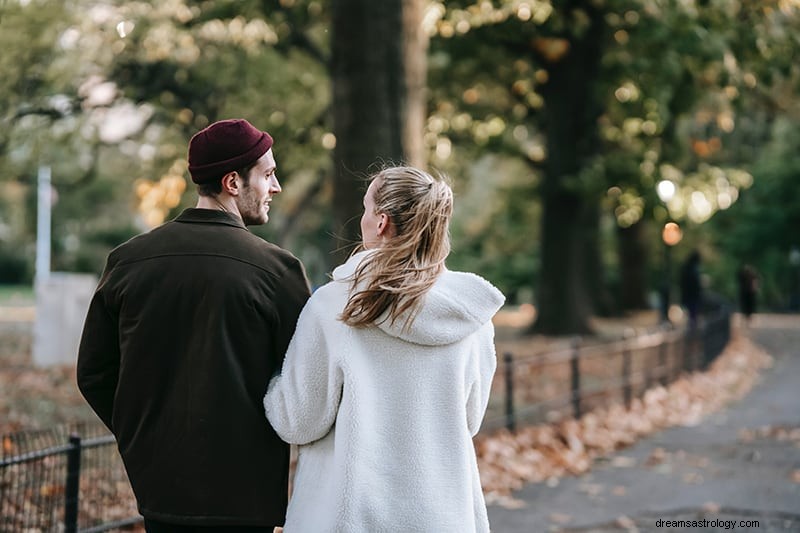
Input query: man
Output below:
<box><xmin>77</xmin><ymin>119</ymin><xmax>311</xmax><ymax>532</ymax></box>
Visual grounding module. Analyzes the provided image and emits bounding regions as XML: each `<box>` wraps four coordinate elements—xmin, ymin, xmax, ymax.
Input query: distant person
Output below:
<box><xmin>790</xmin><ymin>246</ymin><xmax>800</xmax><ymax>312</ymax></box>
<box><xmin>77</xmin><ymin>119</ymin><xmax>311</xmax><ymax>532</ymax></box>
<box><xmin>680</xmin><ymin>250</ymin><xmax>702</xmax><ymax>329</ymax></box>
<box><xmin>738</xmin><ymin>263</ymin><xmax>759</xmax><ymax>323</ymax></box>
<box><xmin>264</xmin><ymin>166</ymin><xmax>504</xmax><ymax>532</ymax></box>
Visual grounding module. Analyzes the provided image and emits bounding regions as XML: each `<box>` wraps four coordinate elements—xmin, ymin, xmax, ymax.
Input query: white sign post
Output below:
<box><xmin>35</xmin><ymin>165</ymin><xmax>51</xmax><ymax>285</ymax></box>
<box><xmin>32</xmin><ymin>166</ymin><xmax>98</xmax><ymax>366</ymax></box>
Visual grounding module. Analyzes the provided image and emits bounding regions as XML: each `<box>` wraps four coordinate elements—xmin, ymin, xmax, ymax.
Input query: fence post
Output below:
<box><xmin>658</xmin><ymin>323</ymin><xmax>668</xmax><ymax>386</ymax></box>
<box><xmin>504</xmin><ymin>352</ymin><xmax>515</xmax><ymax>432</ymax></box>
<box><xmin>570</xmin><ymin>337</ymin><xmax>581</xmax><ymax>419</ymax></box>
<box><xmin>622</xmin><ymin>329</ymin><xmax>633</xmax><ymax>409</ymax></box>
<box><xmin>702</xmin><ymin>316</ymin><xmax>713</xmax><ymax>369</ymax></box>
<box><xmin>64</xmin><ymin>434</ymin><xmax>81</xmax><ymax>533</ymax></box>
<box><xmin>683</xmin><ymin>326</ymin><xmax>692</xmax><ymax>374</ymax></box>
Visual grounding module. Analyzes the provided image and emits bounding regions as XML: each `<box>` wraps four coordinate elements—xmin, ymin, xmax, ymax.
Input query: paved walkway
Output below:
<box><xmin>487</xmin><ymin>317</ymin><xmax>800</xmax><ymax>532</ymax></box>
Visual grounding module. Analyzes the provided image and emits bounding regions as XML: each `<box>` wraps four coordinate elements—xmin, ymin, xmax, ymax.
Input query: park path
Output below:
<box><xmin>487</xmin><ymin>314</ymin><xmax>800</xmax><ymax>533</ymax></box>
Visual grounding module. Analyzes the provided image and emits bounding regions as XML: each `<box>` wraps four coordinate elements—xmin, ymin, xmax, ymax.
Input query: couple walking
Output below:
<box><xmin>77</xmin><ymin>119</ymin><xmax>504</xmax><ymax>533</ymax></box>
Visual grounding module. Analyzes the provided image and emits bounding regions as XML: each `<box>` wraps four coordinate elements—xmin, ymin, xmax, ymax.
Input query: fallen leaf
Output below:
<box><xmin>549</xmin><ymin>512</ymin><xmax>572</xmax><ymax>524</ymax></box>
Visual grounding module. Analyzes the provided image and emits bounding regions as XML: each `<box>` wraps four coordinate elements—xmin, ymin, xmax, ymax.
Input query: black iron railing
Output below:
<box><xmin>483</xmin><ymin>307</ymin><xmax>731</xmax><ymax>431</ymax></box>
<box><xmin>0</xmin><ymin>423</ymin><xmax>142</xmax><ymax>532</ymax></box>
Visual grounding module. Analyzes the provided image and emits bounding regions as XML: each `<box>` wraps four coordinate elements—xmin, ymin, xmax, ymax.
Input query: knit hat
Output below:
<box><xmin>187</xmin><ymin>119</ymin><xmax>273</xmax><ymax>184</ymax></box>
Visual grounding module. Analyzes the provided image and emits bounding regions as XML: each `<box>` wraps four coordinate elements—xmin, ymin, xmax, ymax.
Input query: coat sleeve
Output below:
<box><xmin>465</xmin><ymin>321</ymin><xmax>498</xmax><ymax>436</ymax></box>
<box><xmin>270</xmin><ymin>256</ymin><xmax>312</xmax><ymax>370</ymax></box>
<box><xmin>264</xmin><ymin>296</ymin><xmax>343</xmax><ymax>445</ymax></box>
<box><xmin>76</xmin><ymin>257</ymin><xmax>121</xmax><ymax>431</ymax></box>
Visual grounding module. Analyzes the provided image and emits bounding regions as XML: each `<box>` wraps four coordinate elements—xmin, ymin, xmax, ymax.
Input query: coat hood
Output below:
<box><xmin>332</xmin><ymin>251</ymin><xmax>505</xmax><ymax>346</ymax></box>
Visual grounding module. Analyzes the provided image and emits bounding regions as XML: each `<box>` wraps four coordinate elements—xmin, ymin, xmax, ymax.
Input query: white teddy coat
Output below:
<box><xmin>264</xmin><ymin>251</ymin><xmax>505</xmax><ymax>532</ymax></box>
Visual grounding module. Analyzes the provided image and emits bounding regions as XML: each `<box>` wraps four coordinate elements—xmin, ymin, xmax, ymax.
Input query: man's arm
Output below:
<box><xmin>76</xmin><ymin>262</ymin><xmax>120</xmax><ymax>431</ymax></box>
<box><xmin>270</xmin><ymin>257</ymin><xmax>312</xmax><ymax>370</ymax></box>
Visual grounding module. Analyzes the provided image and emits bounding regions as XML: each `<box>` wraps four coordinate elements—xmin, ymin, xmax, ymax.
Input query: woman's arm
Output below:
<box><xmin>264</xmin><ymin>297</ymin><xmax>344</xmax><ymax>444</ymax></box>
<box><xmin>465</xmin><ymin>321</ymin><xmax>498</xmax><ymax>436</ymax></box>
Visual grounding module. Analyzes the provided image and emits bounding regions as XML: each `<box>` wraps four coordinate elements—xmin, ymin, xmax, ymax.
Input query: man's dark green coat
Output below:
<box><xmin>77</xmin><ymin>208</ymin><xmax>311</xmax><ymax>527</ymax></box>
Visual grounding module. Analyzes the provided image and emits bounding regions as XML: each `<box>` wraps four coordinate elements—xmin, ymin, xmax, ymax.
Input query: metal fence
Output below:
<box><xmin>1</xmin><ymin>308</ymin><xmax>731</xmax><ymax>532</ymax></box>
<box><xmin>482</xmin><ymin>308</ymin><xmax>731</xmax><ymax>431</ymax></box>
<box><xmin>0</xmin><ymin>422</ymin><xmax>142</xmax><ymax>532</ymax></box>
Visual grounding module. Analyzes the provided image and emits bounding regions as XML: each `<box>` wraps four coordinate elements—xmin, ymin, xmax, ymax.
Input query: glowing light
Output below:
<box><xmin>455</xmin><ymin>20</ymin><xmax>471</xmax><ymax>34</ymax></box>
<box><xmin>116</xmin><ymin>21</ymin><xmax>135</xmax><ymax>39</ymax></box>
<box><xmin>615</xmin><ymin>87</ymin><xmax>633</xmax><ymax>102</ymax></box>
<box><xmin>321</xmin><ymin>133</ymin><xmax>336</xmax><ymax>150</ymax></box>
<box><xmin>717</xmin><ymin>192</ymin><xmax>732</xmax><ymax>210</ymax></box>
<box><xmin>642</xmin><ymin>120</ymin><xmax>658</xmax><ymax>135</ymax></box>
<box><xmin>717</xmin><ymin>113</ymin><xmax>735</xmax><ymax>133</ymax></box>
<box><xmin>656</xmin><ymin>180</ymin><xmax>676</xmax><ymax>203</ymax></box>
<box><xmin>439</xmin><ymin>21</ymin><xmax>454</xmax><ymax>38</ymax></box>
<box><xmin>688</xmin><ymin>191</ymin><xmax>713</xmax><ymax>223</ymax></box>
<box><xmin>624</xmin><ymin>10</ymin><xmax>640</xmax><ymax>24</ymax></box>
<box><xmin>526</xmin><ymin>144</ymin><xmax>545</xmax><ymax>162</ymax></box>
<box><xmin>435</xmin><ymin>137</ymin><xmax>452</xmax><ymax>160</ymax></box>
<box><xmin>513</xmin><ymin>125</ymin><xmax>528</xmax><ymax>141</ymax></box>
<box><xmin>462</xmin><ymin>88</ymin><xmax>479</xmax><ymax>104</ymax></box>
<box><xmin>662</xmin><ymin>222</ymin><xmax>682</xmax><ymax>246</ymax></box>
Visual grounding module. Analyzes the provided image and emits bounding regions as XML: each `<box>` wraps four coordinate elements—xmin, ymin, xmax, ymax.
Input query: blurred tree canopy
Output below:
<box><xmin>0</xmin><ymin>0</ymin><xmax>799</xmax><ymax>333</ymax></box>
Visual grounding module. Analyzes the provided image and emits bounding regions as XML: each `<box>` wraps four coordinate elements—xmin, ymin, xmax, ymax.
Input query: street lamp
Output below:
<box><xmin>656</xmin><ymin>180</ymin><xmax>682</xmax><ymax>322</ymax></box>
<box><xmin>660</xmin><ymin>222</ymin><xmax>683</xmax><ymax>322</ymax></box>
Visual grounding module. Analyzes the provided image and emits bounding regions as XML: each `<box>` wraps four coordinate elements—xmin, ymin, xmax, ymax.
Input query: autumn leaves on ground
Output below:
<box><xmin>0</xmin><ymin>311</ymin><xmax>774</xmax><ymax>509</ymax></box>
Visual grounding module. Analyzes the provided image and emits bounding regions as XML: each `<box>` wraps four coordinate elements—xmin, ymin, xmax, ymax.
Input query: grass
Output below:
<box><xmin>0</xmin><ymin>284</ymin><xmax>34</xmax><ymax>305</ymax></box>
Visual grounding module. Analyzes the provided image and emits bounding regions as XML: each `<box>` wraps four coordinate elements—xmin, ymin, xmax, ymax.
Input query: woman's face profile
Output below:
<box><xmin>360</xmin><ymin>179</ymin><xmax>382</xmax><ymax>249</ymax></box>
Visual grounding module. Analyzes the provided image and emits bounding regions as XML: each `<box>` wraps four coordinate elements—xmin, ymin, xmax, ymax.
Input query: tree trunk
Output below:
<box><xmin>330</xmin><ymin>0</ymin><xmax>426</xmax><ymax>266</ymax></box>
<box><xmin>617</xmin><ymin>220</ymin><xmax>650</xmax><ymax>311</ymax></box>
<box><xmin>584</xmin><ymin>204</ymin><xmax>616</xmax><ymax>317</ymax></box>
<box><xmin>402</xmin><ymin>0</ymin><xmax>428</xmax><ymax>169</ymax></box>
<box><xmin>532</xmin><ymin>3</ymin><xmax>605</xmax><ymax>335</ymax></box>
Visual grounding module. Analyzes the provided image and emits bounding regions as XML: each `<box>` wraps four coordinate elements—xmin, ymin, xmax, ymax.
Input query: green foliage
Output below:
<box><xmin>0</xmin><ymin>243</ymin><xmax>31</xmax><ymax>284</ymax></box>
<box><xmin>710</xmin><ymin>117</ymin><xmax>800</xmax><ymax>309</ymax></box>
<box><xmin>0</xmin><ymin>0</ymin><xmax>799</xmax><ymax>320</ymax></box>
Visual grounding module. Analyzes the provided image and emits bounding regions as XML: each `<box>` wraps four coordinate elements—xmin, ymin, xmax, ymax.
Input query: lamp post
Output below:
<box><xmin>657</xmin><ymin>181</ymin><xmax>682</xmax><ymax>322</ymax></box>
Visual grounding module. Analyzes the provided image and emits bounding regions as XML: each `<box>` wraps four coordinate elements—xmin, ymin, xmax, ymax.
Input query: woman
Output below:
<box><xmin>264</xmin><ymin>166</ymin><xmax>504</xmax><ymax>532</ymax></box>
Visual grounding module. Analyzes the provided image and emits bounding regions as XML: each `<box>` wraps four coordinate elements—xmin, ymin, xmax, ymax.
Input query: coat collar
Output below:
<box><xmin>175</xmin><ymin>208</ymin><xmax>247</xmax><ymax>229</ymax></box>
<box><xmin>331</xmin><ymin>249</ymin><xmax>505</xmax><ymax>346</ymax></box>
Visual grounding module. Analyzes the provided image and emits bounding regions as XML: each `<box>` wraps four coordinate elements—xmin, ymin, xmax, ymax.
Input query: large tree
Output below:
<box><xmin>330</xmin><ymin>0</ymin><xmax>427</xmax><ymax>265</ymax></box>
<box><xmin>426</xmin><ymin>0</ymin><xmax>800</xmax><ymax>333</ymax></box>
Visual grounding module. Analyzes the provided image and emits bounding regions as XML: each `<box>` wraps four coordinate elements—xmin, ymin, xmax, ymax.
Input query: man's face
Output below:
<box><xmin>237</xmin><ymin>149</ymin><xmax>280</xmax><ymax>225</ymax></box>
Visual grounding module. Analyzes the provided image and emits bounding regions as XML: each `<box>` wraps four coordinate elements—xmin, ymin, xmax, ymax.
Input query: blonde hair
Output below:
<box><xmin>340</xmin><ymin>166</ymin><xmax>454</xmax><ymax>330</ymax></box>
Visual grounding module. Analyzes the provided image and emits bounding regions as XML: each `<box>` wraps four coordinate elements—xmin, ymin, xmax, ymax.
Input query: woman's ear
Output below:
<box><xmin>221</xmin><ymin>171</ymin><xmax>240</xmax><ymax>196</ymax></box>
<box><xmin>377</xmin><ymin>213</ymin><xmax>395</xmax><ymax>237</ymax></box>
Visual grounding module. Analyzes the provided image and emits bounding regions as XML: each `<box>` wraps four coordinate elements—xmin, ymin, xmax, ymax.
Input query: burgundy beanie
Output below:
<box><xmin>187</xmin><ymin>119</ymin><xmax>273</xmax><ymax>184</ymax></box>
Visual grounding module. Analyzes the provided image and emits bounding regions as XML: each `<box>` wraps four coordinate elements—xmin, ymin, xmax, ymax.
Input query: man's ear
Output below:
<box><xmin>221</xmin><ymin>171</ymin><xmax>239</xmax><ymax>196</ymax></box>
